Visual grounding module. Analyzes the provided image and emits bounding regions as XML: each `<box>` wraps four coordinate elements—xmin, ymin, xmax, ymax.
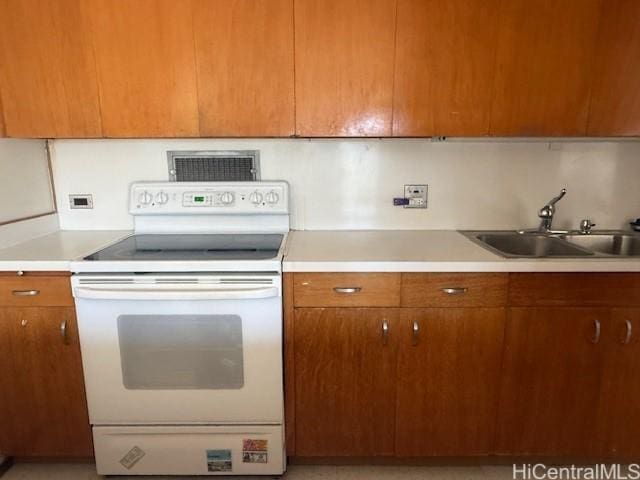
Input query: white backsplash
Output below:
<box><xmin>50</xmin><ymin>138</ymin><xmax>640</xmax><ymax>231</ymax></box>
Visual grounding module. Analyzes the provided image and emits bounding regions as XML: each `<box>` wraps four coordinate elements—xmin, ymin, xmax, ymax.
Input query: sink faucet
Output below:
<box><xmin>537</xmin><ymin>188</ymin><xmax>566</xmax><ymax>233</ymax></box>
<box><xmin>519</xmin><ymin>188</ymin><xmax>569</xmax><ymax>234</ymax></box>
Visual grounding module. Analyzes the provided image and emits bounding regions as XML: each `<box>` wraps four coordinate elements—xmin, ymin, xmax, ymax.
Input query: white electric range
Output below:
<box><xmin>70</xmin><ymin>181</ymin><xmax>289</xmax><ymax>476</ymax></box>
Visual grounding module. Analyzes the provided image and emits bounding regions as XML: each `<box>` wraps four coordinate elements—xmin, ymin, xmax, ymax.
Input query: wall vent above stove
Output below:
<box><xmin>167</xmin><ymin>150</ymin><xmax>260</xmax><ymax>182</ymax></box>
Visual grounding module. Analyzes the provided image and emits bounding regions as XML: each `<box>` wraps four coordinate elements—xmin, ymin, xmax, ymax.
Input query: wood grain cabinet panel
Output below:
<box><xmin>509</xmin><ymin>273</ymin><xmax>640</xmax><ymax>307</ymax></box>
<box><xmin>0</xmin><ymin>276</ymin><xmax>74</xmax><ymax>307</ymax></box>
<box><xmin>490</xmin><ymin>0</ymin><xmax>602</xmax><ymax>136</ymax></box>
<box><xmin>0</xmin><ymin>0</ymin><xmax>102</xmax><ymax>138</ymax></box>
<box><xmin>294</xmin><ymin>308</ymin><xmax>399</xmax><ymax>456</ymax></box>
<box><xmin>193</xmin><ymin>0</ymin><xmax>295</xmax><ymax>136</ymax></box>
<box><xmin>496</xmin><ymin>307</ymin><xmax>607</xmax><ymax>456</ymax></box>
<box><xmin>593</xmin><ymin>309</ymin><xmax>640</xmax><ymax>457</ymax></box>
<box><xmin>294</xmin><ymin>273</ymin><xmax>401</xmax><ymax>307</ymax></box>
<box><xmin>401</xmin><ymin>273</ymin><xmax>508</xmax><ymax>308</ymax></box>
<box><xmin>393</xmin><ymin>0</ymin><xmax>500</xmax><ymax>136</ymax></box>
<box><xmin>396</xmin><ymin>308</ymin><xmax>505</xmax><ymax>456</ymax></box>
<box><xmin>294</xmin><ymin>0</ymin><xmax>397</xmax><ymax>136</ymax></box>
<box><xmin>0</xmin><ymin>307</ymin><xmax>92</xmax><ymax>456</ymax></box>
<box><xmin>87</xmin><ymin>0</ymin><xmax>199</xmax><ymax>137</ymax></box>
<box><xmin>587</xmin><ymin>0</ymin><xmax>640</xmax><ymax>136</ymax></box>
<box><xmin>0</xmin><ymin>94</ymin><xmax>6</xmax><ymax>136</ymax></box>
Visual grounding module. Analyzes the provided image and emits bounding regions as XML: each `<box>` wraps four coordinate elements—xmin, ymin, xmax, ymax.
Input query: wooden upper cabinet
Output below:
<box><xmin>87</xmin><ymin>0</ymin><xmax>199</xmax><ymax>137</ymax></box>
<box><xmin>0</xmin><ymin>0</ymin><xmax>102</xmax><ymax>138</ymax></box>
<box><xmin>193</xmin><ymin>0</ymin><xmax>294</xmax><ymax>137</ymax></box>
<box><xmin>490</xmin><ymin>0</ymin><xmax>602</xmax><ymax>136</ymax></box>
<box><xmin>294</xmin><ymin>0</ymin><xmax>397</xmax><ymax>136</ymax></box>
<box><xmin>393</xmin><ymin>0</ymin><xmax>500</xmax><ymax>136</ymax></box>
<box><xmin>588</xmin><ymin>0</ymin><xmax>640</xmax><ymax>136</ymax></box>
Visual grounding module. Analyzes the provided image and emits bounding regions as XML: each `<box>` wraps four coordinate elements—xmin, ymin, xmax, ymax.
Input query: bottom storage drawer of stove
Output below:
<box><xmin>93</xmin><ymin>425</ymin><xmax>285</xmax><ymax>476</ymax></box>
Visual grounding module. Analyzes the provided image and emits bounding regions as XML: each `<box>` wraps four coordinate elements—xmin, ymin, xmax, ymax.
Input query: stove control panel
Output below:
<box><xmin>130</xmin><ymin>181</ymin><xmax>289</xmax><ymax>215</ymax></box>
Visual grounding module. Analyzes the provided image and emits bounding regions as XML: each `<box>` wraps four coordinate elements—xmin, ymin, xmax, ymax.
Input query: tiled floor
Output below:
<box><xmin>0</xmin><ymin>463</ymin><xmax>514</xmax><ymax>479</ymax></box>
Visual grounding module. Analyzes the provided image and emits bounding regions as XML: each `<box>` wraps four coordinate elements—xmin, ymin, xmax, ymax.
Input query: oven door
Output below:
<box><xmin>72</xmin><ymin>274</ymin><xmax>283</xmax><ymax>425</ymax></box>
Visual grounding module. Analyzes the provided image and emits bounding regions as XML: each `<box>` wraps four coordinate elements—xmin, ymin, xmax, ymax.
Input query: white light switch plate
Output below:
<box><xmin>404</xmin><ymin>185</ymin><xmax>428</xmax><ymax>209</ymax></box>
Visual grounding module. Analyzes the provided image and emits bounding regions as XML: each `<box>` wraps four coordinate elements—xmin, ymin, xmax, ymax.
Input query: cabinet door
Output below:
<box><xmin>294</xmin><ymin>0</ymin><xmax>397</xmax><ymax>136</ymax></box>
<box><xmin>496</xmin><ymin>308</ymin><xmax>607</xmax><ymax>456</ymax></box>
<box><xmin>395</xmin><ymin>308</ymin><xmax>505</xmax><ymax>456</ymax></box>
<box><xmin>0</xmin><ymin>0</ymin><xmax>102</xmax><ymax>138</ymax></box>
<box><xmin>193</xmin><ymin>0</ymin><xmax>294</xmax><ymax>136</ymax></box>
<box><xmin>587</xmin><ymin>0</ymin><xmax>640</xmax><ymax>136</ymax></box>
<box><xmin>87</xmin><ymin>0</ymin><xmax>199</xmax><ymax>137</ymax></box>
<box><xmin>594</xmin><ymin>309</ymin><xmax>640</xmax><ymax>457</ymax></box>
<box><xmin>393</xmin><ymin>0</ymin><xmax>500</xmax><ymax>136</ymax></box>
<box><xmin>490</xmin><ymin>0</ymin><xmax>601</xmax><ymax>136</ymax></box>
<box><xmin>294</xmin><ymin>308</ymin><xmax>398</xmax><ymax>456</ymax></box>
<box><xmin>0</xmin><ymin>307</ymin><xmax>92</xmax><ymax>456</ymax></box>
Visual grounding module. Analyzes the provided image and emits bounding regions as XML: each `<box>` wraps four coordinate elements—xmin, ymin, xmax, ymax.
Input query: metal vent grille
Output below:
<box><xmin>167</xmin><ymin>150</ymin><xmax>259</xmax><ymax>182</ymax></box>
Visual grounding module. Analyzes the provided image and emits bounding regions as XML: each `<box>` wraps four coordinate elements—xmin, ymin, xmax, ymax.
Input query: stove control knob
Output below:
<box><xmin>155</xmin><ymin>191</ymin><xmax>169</xmax><ymax>205</ymax></box>
<box><xmin>265</xmin><ymin>190</ymin><xmax>279</xmax><ymax>205</ymax></box>
<box><xmin>249</xmin><ymin>191</ymin><xmax>263</xmax><ymax>205</ymax></box>
<box><xmin>220</xmin><ymin>192</ymin><xmax>235</xmax><ymax>205</ymax></box>
<box><xmin>138</xmin><ymin>190</ymin><xmax>153</xmax><ymax>205</ymax></box>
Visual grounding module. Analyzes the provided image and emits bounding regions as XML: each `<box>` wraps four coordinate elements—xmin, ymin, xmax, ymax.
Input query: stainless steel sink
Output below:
<box><xmin>468</xmin><ymin>232</ymin><xmax>593</xmax><ymax>258</ymax></box>
<box><xmin>562</xmin><ymin>233</ymin><xmax>640</xmax><ymax>256</ymax></box>
<box><xmin>463</xmin><ymin>230</ymin><xmax>640</xmax><ymax>259</ymax></box>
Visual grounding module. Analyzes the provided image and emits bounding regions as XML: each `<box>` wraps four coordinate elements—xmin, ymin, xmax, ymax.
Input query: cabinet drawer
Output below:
<box><xmin>509</xmin><ymin>273</ymin><xmax>640</xmax><ymax>307</ymax></box>
<box><xmin>0</xmin><ymin>275</ymin><xmax>73</xmax><ymax>306</ymax></box>
<box><xmin>401</xmin><ymin>273</ymin><xmax>508</xmax><ymax>307</ymax></box>
<box><xmin>293</xmin><ymin>273</ymin><xmax>401</xmax><ymax>307</ymax></box>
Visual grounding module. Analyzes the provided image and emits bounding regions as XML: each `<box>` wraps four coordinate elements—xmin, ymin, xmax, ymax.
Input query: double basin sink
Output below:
<box><xmin>463</xmin><ymin>230</ymin><xmax>640</xmax><ymax>258</ymax></box>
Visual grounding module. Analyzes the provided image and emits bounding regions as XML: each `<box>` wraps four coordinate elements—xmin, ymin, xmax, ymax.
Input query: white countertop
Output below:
<box><xmin>0</xmin><ymin>230</ymin><xmax>131</xmax><ymax>271</ymax></box>
<box><xmin>2</xmin><ymin>229</ymin><xmax>640</xmax><ymax>273</ymax></box>
<box><xmin>282</xmin><ymin>230</ymin><xmax>640</xmax><ymax>272</ymax></box>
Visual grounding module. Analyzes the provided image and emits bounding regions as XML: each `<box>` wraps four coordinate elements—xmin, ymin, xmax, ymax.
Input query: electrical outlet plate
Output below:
<box><xmin>404</xmin><ymin>185</ymin><xmax>428</xmax><ymax>209</ymax></box>
<box><xmin>69</xmin><ymin>194</ymin><xmax>93</xmax><ymax>209</ymax></box>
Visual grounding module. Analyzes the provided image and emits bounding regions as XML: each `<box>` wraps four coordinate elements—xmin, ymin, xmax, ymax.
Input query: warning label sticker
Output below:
<box><xmin>207</xmin><ymin>449</ymin><xmax>233</xmax><ymax>472</ymax></box>
<box><xmin>242</xmin><ymin>439</ymin><xmax>268</xmax><ymax>464</ymax></box>
<box><xmin>119</xmin><ymin>446</ymin><xmax>145</xmax><ymax>470</ymax></box>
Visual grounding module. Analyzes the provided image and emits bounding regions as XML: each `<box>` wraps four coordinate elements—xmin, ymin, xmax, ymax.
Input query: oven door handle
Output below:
<box><xmin>73</xmin><ymin>286</ymin><xmax>279</xmax><ymax>301</ymax></box>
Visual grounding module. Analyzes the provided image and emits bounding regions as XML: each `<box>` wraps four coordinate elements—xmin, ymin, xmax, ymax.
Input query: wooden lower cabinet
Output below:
<box><xmin>495</xmin><ymin>308</ymin><xmax>608</xmax><ymax>456</ymax></box>
<box><xmin>395</xmin><ymin>308</ymin><xmax>505</xmax><ymax>456</ymax></box>
<box><xmin>0</xmin><ymin>307</ymin><xmax>93</xmax><ymax>457</ymax></box>
<box><xmin>293</xmin><ymin>308</ymin><xmax>398</xmax><ymax>456</ymax></box>
<box><xmin>292</xmin><ymin>305</ymin><xmax>506</xmax><ymax>457</ymax></box>
<box><xmin>288</xmin><ymin>273</ymin><xmax>640</xmax><ymax>460</ymax></box>
<box><xmin>593</xmin><ymin>309</ymin><xmax>640</xmax><ymax>457</ymax></box>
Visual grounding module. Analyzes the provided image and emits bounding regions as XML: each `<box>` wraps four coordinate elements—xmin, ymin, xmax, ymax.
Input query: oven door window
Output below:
<box><xmin>117</xmin><ymin>315</ymin><xmax>244</xmax><ymax>390</ymax></box>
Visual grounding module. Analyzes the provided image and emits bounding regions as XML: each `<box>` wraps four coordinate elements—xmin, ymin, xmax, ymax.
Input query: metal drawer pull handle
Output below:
<box><xmin>592</xmin><ymin>319</ymin><xmax>601</xmax><ymax>344</ymax></box>
<box><xmin>333</xmin><ymin>287</ymin><xmax>362</xmax><ymax>294</ymax></box>
<box><xmin>381</xmin><ymin>320</ymin><xmax>389</xmax><ymax>346</ymax></box>
<box><xmin>12</xmin><ymin>289</ymin><xmax>40</xmax><ymax>296</ymax></box>
<box><xmin>622</xmin><ymin>320</ymin><xmax>633</xmax><ymax>345</ymax></box>
<box><xmin>441</xmin><ymin>287</ymin><xmax>468</xmax><ymax>295</ymax></box>
<box><xmin>412</xmin><ymin>321</ymin><xmax>420</xmax><ymax>346</ymax></box>
<box><xmin>60</xmin><ymin>320</ymin><xmax>69</xmax><ymax>345</ymax></box>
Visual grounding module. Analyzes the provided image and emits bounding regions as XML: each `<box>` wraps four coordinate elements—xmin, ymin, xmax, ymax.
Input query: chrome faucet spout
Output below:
<box><xmin>538</xmin><ymin>188</ymin><xmax>567</xmax><ymax>232</ymax></box>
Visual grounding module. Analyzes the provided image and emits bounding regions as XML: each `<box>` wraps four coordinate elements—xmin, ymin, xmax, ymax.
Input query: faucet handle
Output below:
<box><xmin>579</xmin><ymin>219</ymin><xmax>596</xmax><ymax>234</ymax></box>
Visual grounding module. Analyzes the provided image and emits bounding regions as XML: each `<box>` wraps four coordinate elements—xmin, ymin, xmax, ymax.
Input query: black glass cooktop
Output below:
<box><xmin>84</xmin><ymin>234</ymin><xmax>284</xmax><ymax>261</ymax></box>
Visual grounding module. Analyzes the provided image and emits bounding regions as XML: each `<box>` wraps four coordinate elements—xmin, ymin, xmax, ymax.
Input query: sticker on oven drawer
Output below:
<box><xmin>242</xmin><ymin>439</ymin><xmax>268</xmax><ymax>463</ymax></box>
<box><xmin>119</xmin><ymin>446</ymin><xmax>145</xmax><ymax>469</ymax></box>
<box><xmin>206</xmin><ymin>449</ymin><xmax>232</xmax><ymax>472</ymax></box>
